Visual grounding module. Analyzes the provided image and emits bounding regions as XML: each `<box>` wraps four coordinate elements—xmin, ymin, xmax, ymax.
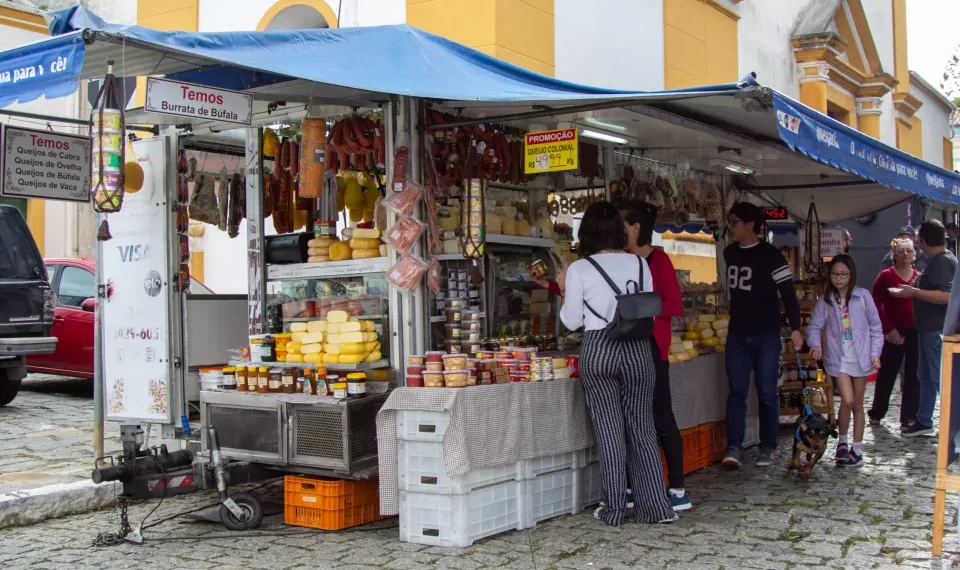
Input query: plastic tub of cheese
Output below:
<box><xmin>442</xmin><ymin>353</ymin><xmax>468</xmax><ymax>371</ymax></box>
<box><xmin>423</xmin><ymin>371</ymin><xmax>445</xmax><ymax>387</ymax></box>
<box><xmin>443</xmin><ymin>370</ymin><xmax>469</xmax><ymax>388</ymax></box>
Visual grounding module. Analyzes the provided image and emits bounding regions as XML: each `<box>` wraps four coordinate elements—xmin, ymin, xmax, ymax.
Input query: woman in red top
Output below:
<box><xmin>620</xmin><ymin>200</ymin><xmax>689</xmax><ymax>511</ymax></box>
<box><xmin>868</xmin><ymin>238</ymin><xmax>920</xmax><ymax>427</ymax></box>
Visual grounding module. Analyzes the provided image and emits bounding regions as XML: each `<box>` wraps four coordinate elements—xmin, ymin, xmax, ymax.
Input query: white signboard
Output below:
<box><xmin>1</xmin><ymin>125</ymin><xmax>90</xmax><ymax>202</ymax></box>
<box><xmin>820</xmin><ymin>227</ymin><xmax>844</xmax><ymax>258</ymax></box>
<box><xmin>102</xmin><ymin>137</ymin><xmax>172</xmax><ymax>423</ymax></box>
<box><xmin>146</xmin><ymin>78</ymin><xmax>253</xmax><ymax>125</ymax></box>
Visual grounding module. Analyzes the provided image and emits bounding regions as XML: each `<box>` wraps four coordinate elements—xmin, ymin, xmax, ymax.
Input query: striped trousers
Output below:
<box><xmin>580</xmin><ymin>329</ymin><xmax>675</xmax><ymax>525</ymax></box>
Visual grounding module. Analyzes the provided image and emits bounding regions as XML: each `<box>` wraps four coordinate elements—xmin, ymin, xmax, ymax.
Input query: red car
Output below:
<box><xmin>27</xmin><ymin>258</ymin><xmax>212</xmax><ymax>379</ymax></box>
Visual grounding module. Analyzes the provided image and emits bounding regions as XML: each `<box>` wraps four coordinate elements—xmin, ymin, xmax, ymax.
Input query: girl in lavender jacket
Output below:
<box><xmin>805</xmin><ymin>254</ymin><xmax>884</xmax><ymax>468</ymax></box>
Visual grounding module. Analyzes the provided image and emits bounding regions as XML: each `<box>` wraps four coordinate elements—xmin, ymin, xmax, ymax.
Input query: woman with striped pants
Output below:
<box><xmin>558</xmin><ymin>201</ymin><xmax>677</xmax><ymax>525</ymax></box>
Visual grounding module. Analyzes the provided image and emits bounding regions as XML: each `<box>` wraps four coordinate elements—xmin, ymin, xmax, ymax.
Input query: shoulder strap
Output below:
<box><xmin>585</xmin><ymin>256</ymin><xmax>623</xmax><ymax>295</ymax></box>
<box><xmin>636</xmin><ymin>255</ymin><xmax>645</xmax><ymax>292</ymax></box>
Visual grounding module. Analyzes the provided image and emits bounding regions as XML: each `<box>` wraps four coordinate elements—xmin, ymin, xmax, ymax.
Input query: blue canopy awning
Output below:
<box><xmin>0</xmin><ymin>6</ymin><xmax>957</xmax><ymax>221</ymax></box>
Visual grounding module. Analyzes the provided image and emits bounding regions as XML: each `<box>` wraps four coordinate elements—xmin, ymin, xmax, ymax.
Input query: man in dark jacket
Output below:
<box><xmin>881</xmin><ymin>226</ymin><xmax>928</xmax><ymax>272</ymax></box>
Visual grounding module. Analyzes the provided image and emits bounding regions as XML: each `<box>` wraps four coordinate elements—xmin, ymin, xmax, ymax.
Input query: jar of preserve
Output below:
<box><xmin>235</xmin><ymin>367</ymin><xmax>248</xmax><ymax>391</ymax></box>
<box><xmin>332</xmin><ymin>381</ymin><xmax>348</xmax><ymax>400</ymax></box>
<box><xmin>347</xmin><ymin>372</ymin><xmax>367</xmax><ymax>398</ymax></box>
<box><xmin>248</xmin><ymin>367</ymin><xmax>260</xmax><ymax>392</ymax></box>
<box><xmin>296</xmin><ymin>369</ymin><xmax>310</xmax><ymax>394</ymax></box>
<box><xmin>268</xmin><ymin>368</ymin><xmax>283</xmax><ymax>392</ymax></box>
<box><xmin>325</xmin><ymin>375</ymin><xmax>339</xmax><ymax>396</ymax></box>
<box><xmin>281</xmin><ymin>368</ymin><xmax>297</xmax><ymax>393</ymax></box>
<box><xmin>256</xmin><ymin>367</ymin><xmax>270</xmax><ymax>393</ymax></box>
<box><xmin>222</xmin><ymin>367</ymin><xmax>237</xmax><ymax>390</ymax></box>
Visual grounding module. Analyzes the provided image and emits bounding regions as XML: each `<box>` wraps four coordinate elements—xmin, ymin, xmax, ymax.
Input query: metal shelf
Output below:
<box><xmin>434</xmin><ymin>253</ymin><xmax>466</xmax><ymax>261</ymax></box>
<box><xmin>231</xmin><ymin>359</ymin><xmax>390</xmax><ymax>371</ymax></box>
<box><xmin>486</xmin><ymin>234</ymin><xmax>556</xmax><ymax>249</ymax></box>
<box><xmin>429</xmin><ymin>314</ymin><xmax>485</xmax><ymax>323</ymax></box>
<box><xmin>283</xmin><ymin>314</ymin><xmax>387</xmax><ymax>322</ymax></box>
<box><xmin>267</xmin><ymin>258</ymin><xmax>389</xmax><ymax>280</ymax></box>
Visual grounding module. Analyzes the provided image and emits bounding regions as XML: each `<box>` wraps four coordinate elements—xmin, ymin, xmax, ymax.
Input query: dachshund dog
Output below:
<box><xmin>788</xmin><ymin>405</ymin><xmax>839</xmax><ymax>479</ymax></box>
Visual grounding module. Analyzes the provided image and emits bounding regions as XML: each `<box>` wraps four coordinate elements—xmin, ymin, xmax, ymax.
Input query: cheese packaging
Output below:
<box><xmin>286</xmin><ymin>342</ymin><xmax>302</xmax><ymax>354</ymax></box>
<box><xmin>363</xmin><ymin>332</ymin><xmax>377</xmax><ymax>342</ymax></box>
<box><xmin>300</xmin><ymin>332</ymin><xmax>324</xmax><ymax>345</ymax></box>
<box><xmin>325</xmin><ymin>333</ymin><xmax>341</xmax><ymax>345</ymax></box>
<box><xmin>364</xmin><ymin>341</ymin><xmax>381</xmax><ymax>353</ymax></box>
<box><xmin>350</xmin><ymin>238</ymin><xmax>381</xmax><ymax>250</ymax></box>
<box><xmin>290</xmin><ymin>322</ymin><xmax>308</xmax><ymax>333</ymax></box>
<box><xmin>306</xmin><ymin>321</ymin><xmax>328</xmax><ymax>333</ymax></box>
<box><xmin>327</xmin><ymin>310</ymin><xmax>349</xmax><ymax>323</ymax></box>
<box><xmin>361</xmin><ymin>321</ymin><xmax>375</xmax><ymax>332</ymax></box>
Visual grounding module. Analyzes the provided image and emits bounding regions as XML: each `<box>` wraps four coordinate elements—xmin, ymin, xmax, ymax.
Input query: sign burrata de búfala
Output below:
<box><xmin>1</xmin><ymin>125</ymin><xmax>91</xmax><ymax>202</ymax></box>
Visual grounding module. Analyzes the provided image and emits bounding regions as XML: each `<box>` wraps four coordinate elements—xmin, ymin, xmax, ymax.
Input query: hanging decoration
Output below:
<box><xmin>804</xmin><ymin>200</ymin><xmax>822</xmax><ymax>278</ymax></box>
<box><xmin>90</xmin><ymin>61</ymin><xmax>127</xmax><ymax>241</ymax></box>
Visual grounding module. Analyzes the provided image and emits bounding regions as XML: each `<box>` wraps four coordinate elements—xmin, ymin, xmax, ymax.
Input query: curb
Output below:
<box><xmin>0</xmin><ymin>480</ymin><xmax>117</xmax><ymax>529</ymax></box>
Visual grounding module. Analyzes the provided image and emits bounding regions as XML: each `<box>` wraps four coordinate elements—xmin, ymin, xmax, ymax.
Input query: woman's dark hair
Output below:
<box><xmin>617</xmin><ymin>199</ymin><xmax>658</xmax><ymax>247</ymax></box>
<box><xmin>824</xmin><ymin>254</ymin><xmax>857</xmax><ymax>307</ymax></box>
<box><xmin>918</xmin><ymin>219</ymin><xmax>946</xmax><ymax>247</ymax></box>
<box><xmin>578</xmin><ymin>200</ymin><xmax>627</xmax><ymax>256</ymax></box>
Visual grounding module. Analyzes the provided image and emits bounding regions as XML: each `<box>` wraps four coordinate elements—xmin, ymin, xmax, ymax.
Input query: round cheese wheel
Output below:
<box><xmin>307</xmin><ymin>247</ymin><xmax>329</xmax><ymax>257</ymax></box>
<box><xmin>350</xmin><ymin>238</ymin><xmax>381</xmax><ymax>250</ymax></box>
<box><xmin>308</xmin><ymin>256</ymin><xmax>330</xmax><ymax>263</ymax></box>
<box><xmin>351</xmin><ymin>248</ymin><xmax>382</xmax><ymax>260</ymax></box>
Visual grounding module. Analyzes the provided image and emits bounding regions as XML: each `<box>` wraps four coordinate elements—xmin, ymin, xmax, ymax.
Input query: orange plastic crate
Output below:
<box><xmin>284</xmin><ymin>476</ymin><xmax>382</xmax><ymax>531</ymax></box>
<box><xmin>657</xmin><ymin>423</ymin><xmax>714</xmax><ymax>483</ymax></box>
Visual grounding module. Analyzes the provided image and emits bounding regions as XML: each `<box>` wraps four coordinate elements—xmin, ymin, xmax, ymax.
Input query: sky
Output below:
<box><xmin>907</xmin><ymin>0</ymin><xmax>960</xmax><ymax>99</ymax></box>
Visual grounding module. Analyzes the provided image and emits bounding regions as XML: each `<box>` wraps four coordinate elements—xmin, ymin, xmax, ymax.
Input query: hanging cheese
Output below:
<box><xmin>306</xmin><ymin>321</ymin><xmax>328</xmax><ymax>334</ymax></box>
<box><xmin>339</xmin><ymin>322</ymin><xmax>362</xmax><ymax>333</ymax></box>
<box><xmin>300</xmin><ymin>332</ymin><xmax>324</xmax><ymax>345</ymax></box>
<box><xmin>340</xmin><ymin>343</ymin><xmax>365</xmax><ymax>355</ymax></box>
<box><xmin>325</xmin><ymin>343</ymin><xmax>341</xmax><ymax>355</ymax></box>
<box><xmin>300</xmin><ymin>343</ymin><xmax>323</xmax><ymax>355</ymax></box>
<box><xmin>365</xmin><ymin>350</ymin><xmax>382</xmax><ymax>362</ymax></box>
<box><xmin>352</xmin><ymin>228</ymin><xmax>381</xmax><ymax>239</ymax></box>
<box><xmin>339</xmin><ymin>331</ymin><xmax>365</xmax><ymax>344</ymax></box>
<box><xmin>290</xmin><ymin>323</ymin><xmax>308</xmax><ymax>333</ymax></box>
<box><xmin>350</xmin><ymin>238</ymin><xmax>381</xmax><ymax>250</ymax></box>
<box><xmin>352</xmin><ymin>248</ymin><xmax>382</xmax><ymax>260</ymax></box>
<box><xmin>304</xmin><ymin>353</ymin><xmax>324</xmax><ymax>363</ymax></box>
<box><xmin>323</xmin><ymin>353</ymin><xmax>340</xmax><ymax>364</ymax></box>
<box><xmin>286</xmin><ymin>353</ymin><xmax>304</xmax><ymax>363</ymax></box>
<box><xmin>327</xmin><ymin>311</ymin><xmax>349</xmax><ymax>323</ymax></box>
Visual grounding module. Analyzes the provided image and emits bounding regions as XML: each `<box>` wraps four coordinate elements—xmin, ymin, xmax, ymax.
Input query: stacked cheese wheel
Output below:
<box><xmin>285</xmin><ymin>310</ymin><xmax>382</xmax><ymax>365</ymax></box>
<box><xmin>307</xmin><ymin>228</ymin><xmax>386</xmax><ymax>263</ymax></box>
<box><xmin>668</xmin><ymin>314</ymin><xmax>730</xmax><ymax>364</ymax></box>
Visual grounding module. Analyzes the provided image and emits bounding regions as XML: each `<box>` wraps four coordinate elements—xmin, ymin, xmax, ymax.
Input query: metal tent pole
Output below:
<box><xmin>93</xmin><ymin>211</ymin><xmax>104</xmax><ymax>464</ymax></box>
<box><xmin>602</xmin><ymin>147</ymin><xmax>613</xmax><ymax>201</ymax></box>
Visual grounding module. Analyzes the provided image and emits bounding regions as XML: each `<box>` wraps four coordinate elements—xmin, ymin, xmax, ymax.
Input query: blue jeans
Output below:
<box><xmin>725</xmin><ymin>332</ymin><xmax>782</xmax><ymax>450</ymax></box>
<box><xmin>916</xmin><ymin>331</ymin><xmax>943</xmax><ymax>428</ymax></box>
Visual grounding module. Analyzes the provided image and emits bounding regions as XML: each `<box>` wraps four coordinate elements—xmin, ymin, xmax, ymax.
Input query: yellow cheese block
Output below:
<box><xmin>306</xmin><ymin>321</ymin><xmax>328</xmax><ymax>333</ymax></box>
<box><xmin>698</xmin><ymin>314</ymin><xmax>717</xmax><ymax>323</ymax></box>
<box><xmin>323</xmin><ymin>353</ymin><xmax>340</xmax><ymax>364</ymax></box>
<box><xmin>668</xmin><ymin>354</ymin><xmax>679</xmax><ymax>364</ymax></box>
<box><xmin>325</xmin><ymin>343</ymin><xmax>341</xmax><ymax>355</ymax></box>
<box><xmin>713</xmin><ymin>319</ymin><xmax>729</xmax><ymax>330</ymax></box>
<box><xmin>700</xmin><ymin>328</ymin><xmax>716</xmax><ymax>338</ymax></box>
<box><xmin>716</xmin><ymin>328</ymin><xmax>729</xmax><ymax>339</ymax></box>
<box><xmin>352</xmin><ymin>228</ymin><xmax>381</xmax><ymax>239</ymax></box>
<box><xmin>686</xmin><ymin>348</ymin><xmax>699</xmax><ymax>359</ymax></box>
<box><xmin>300</xmin><ymin>332</ymin><xmax>324</xmax><ymax>344</ymax></box>
<box><xmin>716</xmin><ymin>345</ymin><xmax>726</xmax><ymax>353</ymax></box>
<box><xmin>676</xmin><ymin>352</ymin><xmax>692</xmax><ymax>362</ymax></box>
<box><xmin>301</xmin><ymin>343</ymin><xmax>323</xmax><ymax>355</ymax></box>
<box><xmin>669</xmin><ymin>344</ymin><xmax>686</xmax><ymax>354</ymax></box>
<box><xmin>365</xmin><ymin>350</ymin><xmax>382</xmax><ymax>362</ymax></box>
<box><xmin>340</xmin><ymin>343</ymin><xmax>365</xmax><ymax>355</ymax></box>
<box><xmin>325</xmin><ymin>333</ymin><xmax>341</xmax><ymax>345</ymax></box>
<box><xmin>352</xmin><ymin>248</ymin><xmax>382</xmax><ymax>260</ymax></box>
<box><xmin>338</xmin><ymin>353</ymin><xmax>365</xmax><ymax>364</ymax></box>
<box><xmin>702</xmin><ymin>337</ymin><xmax>720</xmax><ymax>346</ymax></box>
<box><xmin>671</xmin><ymin>335</ymin><xmax>682</xmax><ymax>345</ymax></box>
<box><xmin>695</xmin><ymin>322</ymin><xmax>713</xmax><ymax>331</ymax></box>
<box><xmin>350</xmin><ymin>238</ymin><xmax>381</xmax><ymax>250</ymax></box>
<box><xmin>286</xmin><ymin>341</ymin><xmax>302</xmax><ymax>354</ymax></box>
<box><xmin>363</xmin><ymin>341</ymin><xmax>381</xmax><ymax>353</ymax></box>
<box><xmin>361</xmin><ymin>321</ymin><xmax>375</xmax><ymax>332</ymax></box>
<box><xmin>682</xmin><ymin>340</ymin><xmax>695</xmax><ymax>350</ymax></box>
<box><xmin>363</xmin><ymin>332</ymin><xmax>377</xmax><ymax>343</ymax></box>
<box><xmin>286</xmin><ymin>353</ymin><xmax>304</xmax><ymax>363</ymax></box>
<box><xmin>340</xmin><ymin>321</ymin><xmax>362</xmax><ymax>333</ymax></box>
<box><xmin>304</xmin><ymin>353</ymin><xmax>324</xmax><ymax>363</ymax></box>
<box><xmin>684</xmin><ymin>332</ymin><xmax>701</xmax><ymax>341</ymax></box>
<box><xmin>340</xmin><ymin>331</ymin><xmax>364</xmax><ymax>344</ymax></box>
<box><xmin>290</xmin><ymin>322</ymin><xmax>308</xmax><ymax>333</ymax></box>
<box><xmin>686</xmin><ymin>323</ymin><xmax>697</xmax><ymax>332</ymax></box>
<box><xmin>327</xmin><ymin>310</ymin><xmax>349</xmax><ymax>324</ymax></box>
<box><xmin>291</xmin><ymin>332</ymin><xmax>306</xmax><ymax>343</ymax></box>
<box><xmin>326</xmin><ymin>322</ymin><xmax>341</xmax><ymax>334</ymax></box>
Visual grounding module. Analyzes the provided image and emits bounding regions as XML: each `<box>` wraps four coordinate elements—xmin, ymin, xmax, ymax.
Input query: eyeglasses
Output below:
<box><xmin>831</xmin><ymin>272</ymin><xmax>851</xmax><ymax>278</ymax></box>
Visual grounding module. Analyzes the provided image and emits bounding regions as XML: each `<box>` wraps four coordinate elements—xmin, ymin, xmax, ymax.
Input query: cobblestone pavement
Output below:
<box><xmin>0</xmin><ymin>374</ymin><xmax>122</xmax><ymax>495</ymax></box>
<box><xmin>2</xmin><ymin>381</ymin><xmax>960</xmax><ymax>569</ymax></box>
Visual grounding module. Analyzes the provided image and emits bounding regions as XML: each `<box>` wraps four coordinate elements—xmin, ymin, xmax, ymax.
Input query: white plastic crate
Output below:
<box><xmin>523</xmin><ymin>469</ymin><xmax>578</xmax><ymax>526</ymax></box>
<box><xmin>397</xmin><ymin>439</ymin><xmax>522</xmax><ymax>494</ymax></box>
<box><xmin>398</xmin><ymin>480</ymin><xmax>525</xmax><ymax>548</ymax></box>
<box><xmin>578</xmin><ymin>462</ymin><xmax>604</xmax><ymax>511</ymax></box>
<box><xmin>396</xmin><ymin>410</ymin><xmax>450</xmax><ymax>443</ymax></box>
<box><xmin>522</xmin><ymin>451</ymin><xmax>580</xmax><ymax>479</ymax></box>
<box><xmin>576</xmin><ymin>446</ymin><xmax>599</xmax><ymax>467</ymax></box>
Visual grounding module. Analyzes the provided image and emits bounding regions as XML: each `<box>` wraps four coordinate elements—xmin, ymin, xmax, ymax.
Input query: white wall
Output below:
<box><xmin>860</xmin><ymin>1</ymin><xmax>897</xmax><ymax>146</ymax></box>
<box><xmin>911</xmin><ymin>81</ymin><xmax>953</xmax><ymax>169</ymax></box>
<box><xmin>199</xmin><ymin>0</ymin><xmax>405</xmax><ymax>31</ymax></box>
<box><xmin>554</xmin><ymin>0</ymin><xmax>664</xmax><ymax>91</ymax></box>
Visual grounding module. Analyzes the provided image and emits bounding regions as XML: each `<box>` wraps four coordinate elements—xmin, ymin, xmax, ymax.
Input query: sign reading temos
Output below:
<box><xmin>1</xmin><ymin>125</ymin><xmax>90</xmax><ymax>202</ymax></box>
<box><xmin>524</xmin><ymin>128</ymin><xmax>578</xmax><ymax>174</ymax></box>
<box><xmin>145</xmin><ymin>78</ymin><xmax>253</xmax><ymax>125</ymax></box>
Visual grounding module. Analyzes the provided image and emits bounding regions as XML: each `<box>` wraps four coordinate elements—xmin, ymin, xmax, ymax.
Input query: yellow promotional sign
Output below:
<box><xmin>524</xmin><ymin>128</ymin><xmax>578</xmax><ymax>174</ymax></box>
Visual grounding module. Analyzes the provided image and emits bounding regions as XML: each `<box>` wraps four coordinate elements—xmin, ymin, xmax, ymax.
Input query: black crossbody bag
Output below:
<box><xmin>583</xmin><ymin>255</ymin><xmax>661</xmax><ymax>340</ymax></box>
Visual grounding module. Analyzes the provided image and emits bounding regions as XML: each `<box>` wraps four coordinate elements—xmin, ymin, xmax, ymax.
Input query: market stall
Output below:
<box><xmin>2</xmin><ymin>5</ymin><xmax>960</xmax><ymax>546</ymax></box>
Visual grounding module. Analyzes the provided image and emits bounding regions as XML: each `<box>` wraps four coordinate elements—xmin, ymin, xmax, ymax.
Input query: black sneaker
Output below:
<box><xmin>867</xmin><ymin>410</ymin><xmax>881</xmax><ymax>426</ymax></box>
<box><xmin>835</xmin><ymin>443</ymin><xmax>849</xmax><ymax>464</ymax></box>
<box><xmin>901</xmin><ymin>423</ymin><xmax>935</xmax><ymax>438</ymax></box>
<box><xmin>722</xmin><ymin>447</ymin><xmax>742</xmax><ymax>469</ymax></box>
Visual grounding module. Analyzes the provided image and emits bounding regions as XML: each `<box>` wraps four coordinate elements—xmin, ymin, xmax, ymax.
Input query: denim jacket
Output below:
<box><xmin>804</xmin><ymin>287</ymin><xmax>884</xmax><ymax>376</ymax></box>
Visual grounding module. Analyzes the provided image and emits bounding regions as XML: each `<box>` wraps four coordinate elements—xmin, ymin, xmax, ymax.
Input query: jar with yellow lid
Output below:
<box><xmin>248</xmin><ymin>366</ymin><xmax>260</xmax><ymax>392</ymax></box>
<box><xmin>257</xmin><ymin>367</ymin><xmax>270</xmax><ymax>393</ymax></box>
<box><xmin>332</xmin><ymin>381</ymin><xmax>348</xmax><ymax>400</ymax></box>
<box><xmin>235</xmin><ymin>367</ymin><xmax>248</xmax><ymax>391</ymax></box>
<box><xmin>347</xmin><ymin>372</ymin><xmax>367</xmax><ymax>399</ymax></box>
<box><xmin>222</xmin><ymin>366</ymin><xmax>237</xmax><ymax>390</ymax></box>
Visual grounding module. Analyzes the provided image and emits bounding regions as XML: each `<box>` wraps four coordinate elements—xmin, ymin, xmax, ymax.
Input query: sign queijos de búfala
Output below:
<box><xmin>524</xmin><ymin>128</ymin><xmax>579</xmax><ymax>174</ymax></box>
<box><xmin>1</xmin><ymin>125</ymin><xmax>91</xmax><ymax>202</ymax></box>
<box><xmin>145</xmin><ymin>78</ymin><xmax>253</xmax><ymax>126</ymax></box>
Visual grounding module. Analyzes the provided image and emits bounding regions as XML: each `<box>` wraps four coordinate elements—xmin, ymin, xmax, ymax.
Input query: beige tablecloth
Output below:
<box><xmin>669</xmin><ymin>353</ymin><xmax>759</xmax><ymax>429</ymax></box>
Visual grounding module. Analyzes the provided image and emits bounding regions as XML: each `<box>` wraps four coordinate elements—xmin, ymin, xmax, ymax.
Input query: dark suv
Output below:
<box><xmin>0</xmin><ymin>205</ymin><xmax>57</xmax><ymax>406</ymax></box>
